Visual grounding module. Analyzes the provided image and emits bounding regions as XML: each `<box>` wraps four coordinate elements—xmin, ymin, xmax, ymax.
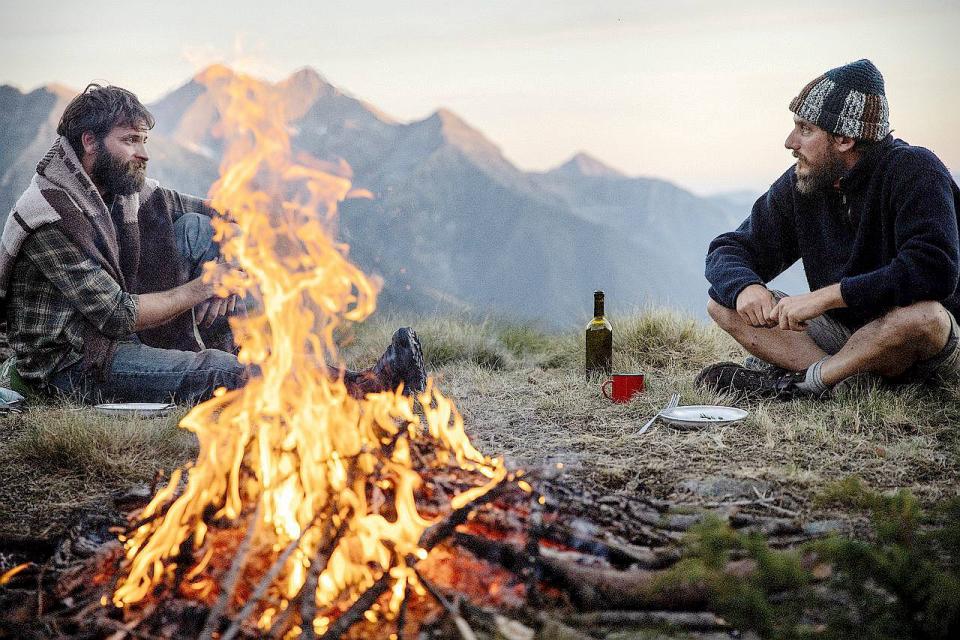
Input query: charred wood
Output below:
<box><xmin>300</xmin><ymin>515</ymin><xmax>348</xmax><ymax>640</ymax></box>
<box><xmin>317</xmin><ymin>573</ymin><xmax>391</xmax><ymax>640</ymax></box>
<box><xmin>220</xmin><ymin>519</ymin><xmax>317</xmax><ymax>640</ymax></box>
<box><xmin>452</xmin><ymin>532</ymin><xmax>762</xmax><ymax>611</ymax></box>
<box><xmin>413</xmin><ymin>568</ymin><xmax>479</xmax><ymax>640</ymax></box>
<box><xmin>417</xmin><ymin>478</ymin><xmax>513</xmax><ymax>551</ymax></box>
<box><xmin>199</xmin><ymin>503</ymin><xmax>261</xmax><ymax>640</ymax></box>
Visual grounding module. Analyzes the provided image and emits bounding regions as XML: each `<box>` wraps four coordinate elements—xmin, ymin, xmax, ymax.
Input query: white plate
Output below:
<box><xmin>659</xmin><ymin>405</ymin><xmax>748</xmax><ymax>428</ymax></box>
<box><xmin>94</xmin><ymin>402</ymin><xmax>175</xmax><ymax>418</ymax></box>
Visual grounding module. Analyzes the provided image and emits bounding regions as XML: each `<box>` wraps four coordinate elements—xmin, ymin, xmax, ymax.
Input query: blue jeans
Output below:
<box><xmin>49</xmin><ymin>213</ymin><xmax>248</xmax><ymax>404</ymax></box>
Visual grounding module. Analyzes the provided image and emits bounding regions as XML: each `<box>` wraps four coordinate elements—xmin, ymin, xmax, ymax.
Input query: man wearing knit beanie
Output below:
<box><xmin>698</xmin><ymin>59</ymin><xmax>960</xmax><ymax>399</ymax></box>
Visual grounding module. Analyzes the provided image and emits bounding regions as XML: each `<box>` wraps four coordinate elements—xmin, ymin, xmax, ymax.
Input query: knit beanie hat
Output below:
<box><xmin>789</xmin><ymin>59</ymin><xmax>890</xmax><ymax>141</ymax></box>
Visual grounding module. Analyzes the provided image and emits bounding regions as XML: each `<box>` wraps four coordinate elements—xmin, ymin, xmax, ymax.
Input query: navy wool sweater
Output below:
<box><xmin>705</xmin><ymin>136</ymin><xmax>960</xmax><ymax>330</ymax></box>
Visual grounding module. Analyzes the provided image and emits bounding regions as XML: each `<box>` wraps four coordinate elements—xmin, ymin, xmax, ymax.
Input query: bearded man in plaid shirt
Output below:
<box><xmin>0</xmin><ymin>84</ymin><xmax>426</xmax><ymax>404</ymax></box>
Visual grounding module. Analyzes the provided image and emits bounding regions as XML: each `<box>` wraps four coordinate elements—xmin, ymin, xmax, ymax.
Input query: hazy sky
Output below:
<box><xmin>1</xmin><ymin>0</ymin><xmax>957</xmax><ymax>194</ymax></box>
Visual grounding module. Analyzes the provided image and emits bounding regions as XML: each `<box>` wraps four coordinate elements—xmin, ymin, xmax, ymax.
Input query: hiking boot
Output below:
<box><xmin>376</xmin><ymin>327</ymin><xmax>427</xmax><ymax>395</ymax></box>
<box><xmin>345</xmin><ymin>327</ymin><xmax>427</xmax><ymax>398</ymax></box>
<box><xmin>743</xmin><ymin>355</ymin><xmax>788</xmax><ymax>376</ymax></box>
<box><xmin>695</xmin><ymin>361</ymin><xmax>814</xmax><ymax>400</ymax></box>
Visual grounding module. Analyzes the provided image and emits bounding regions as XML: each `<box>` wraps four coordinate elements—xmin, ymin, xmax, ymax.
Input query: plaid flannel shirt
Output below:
<box><xmin>6</xmin><ymin>189</ymin><xmax>215</xmax><ymax>381</ymax></box>
<box><xmin>7</xmin><ymin>221</ymin><xmax>140</xmax><ymax>381</ymax></box>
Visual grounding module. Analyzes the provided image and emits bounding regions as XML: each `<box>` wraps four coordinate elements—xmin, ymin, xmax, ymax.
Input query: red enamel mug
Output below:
<box><xmin>601</xmin><ymin>373</ymin><xmax>645</xmax><ymax>403</ymax></box>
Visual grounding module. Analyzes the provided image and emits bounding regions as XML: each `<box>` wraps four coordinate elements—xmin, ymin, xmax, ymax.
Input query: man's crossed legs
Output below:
<box><xmin>699</xmin><ymin>291</ymin><xmax>960</xmax><ymax>399</ymax></box>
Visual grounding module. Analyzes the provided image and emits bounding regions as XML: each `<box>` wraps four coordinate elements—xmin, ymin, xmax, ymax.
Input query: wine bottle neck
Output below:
<box><xmin>594</xmin><ymin>296</ymin><xmax>604</xmax><ymax>318</ymax></box>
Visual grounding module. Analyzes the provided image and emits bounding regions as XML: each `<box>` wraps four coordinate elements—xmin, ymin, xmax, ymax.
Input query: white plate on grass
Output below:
<box><xmin>659</xmin><ymin>405</ymin><xmax>748</xmax><ymax>429</ymax></box>
<box><xmin>94</xmin><ymin>402</ymin><xmax>175</xmax><ymax>418</ymax></box>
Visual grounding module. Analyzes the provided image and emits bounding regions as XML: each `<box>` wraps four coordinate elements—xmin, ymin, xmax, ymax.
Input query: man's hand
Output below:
<box><xmin>195</xmin><ymin>294</ymin><xmax>244</xmax><ymax>328</ymax></box>
<box><xmin>134</xmin><ymin>262</ymin><xmax>245</xmax><ymax>333</ymax></box>
<box><xmin>735</xmin><ymin>284</ymin><xmax>777</xmax><ymax>328</ymax></box>
<box><xmin>194</xmin><ymin>261</ymin><xmax>246</xmax><ymax>328</ymax></box>
<box><xmin>770</xmin><ymin>284</ymin><xmax>846</xmax><ymax>332</ymax></box>
<box><xmin>198</xmin><ymin>261</ymin><xmax>244</xmax><ymax>299</ymax></box>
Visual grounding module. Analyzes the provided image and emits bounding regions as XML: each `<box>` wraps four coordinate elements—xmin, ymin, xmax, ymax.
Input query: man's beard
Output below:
<box><xmin>91</xmin><ymin>141</ymin><xmax>146</xmax><ymax>197</ymax></box>
<box><xmin>794</xmin><ymin>147</ymin><xmax>843</xmax><ymax>196</ymax></box>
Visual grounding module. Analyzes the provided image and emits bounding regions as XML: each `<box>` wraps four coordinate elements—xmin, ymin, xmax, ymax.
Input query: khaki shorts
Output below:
<box><xmin>770</xmin><ymin>290</ymin><xmax>960</xmax><ymax>384</ymax></box>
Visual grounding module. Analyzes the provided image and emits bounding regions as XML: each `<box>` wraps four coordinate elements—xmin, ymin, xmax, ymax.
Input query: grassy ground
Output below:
<box><xmin>342</xmin><ymin>309</ymin><xmax>960</xmax><ymax>508</ymax></box>
<box><xmin>2</xmin><ymin>308</ymin><xmax>959</xmax><ymax>541</ymax></box>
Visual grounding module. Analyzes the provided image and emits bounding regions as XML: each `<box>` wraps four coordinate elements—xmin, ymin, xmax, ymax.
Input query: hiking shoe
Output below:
<box><xmin>344</xmin><ymin>328</ymin><xmax>427</xmax><ymax>398</ymax></box>
<box><xmin>695</xmin><ymin>361</ymin><xmax>812</xmax><ymax>400</ymax></box>
<box><xmin>743</xmin><ymin>355</ymin><xmax>788</xmax><ymax>376</ymax></box>
<box><xmin>372</xmin><ymin>327</ymin><xmax>427</xmax><ymax>395</ymax></box>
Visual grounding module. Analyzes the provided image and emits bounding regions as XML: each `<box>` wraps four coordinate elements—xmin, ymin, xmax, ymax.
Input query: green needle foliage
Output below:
<box><xmin>814</xmin><ymin>479</ymin><xmax>960</xmax><ymax>639</ymax></box>
<box><xmin>644</xmin><ymin>480</ymin><xmax>960</xmax><ymax>639</ymax></box>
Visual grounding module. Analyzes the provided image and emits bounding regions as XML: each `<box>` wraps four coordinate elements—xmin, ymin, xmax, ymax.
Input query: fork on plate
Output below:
<box><xmin>634</xmin><ymin>392</ymin><xmax>680</xmax><ymax>436</ymax></box>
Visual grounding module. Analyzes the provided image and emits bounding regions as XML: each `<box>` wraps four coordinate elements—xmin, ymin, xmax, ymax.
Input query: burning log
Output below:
<box><xmin>316</xmin><ymin>573</ymin><xmax>391</xmax><ymax>640</ymax></box>
<box><xmin>298</xmin><ymin>516</ymin><xmax>347</xmax><ymax>640</ymax></box>
<box><xmin>315</xmin><ymin>478</ymin><xmax>516</xmax><ymax>638</ymax></box>
<box><xmin>418</xmin><ymin>476</ymin><xmax>513</xmax><ymax>551</ymax></box>
<box><xmin>199</xmin><ymin>503</ymin><xmax>261</xmax><ymax>639</ymax></box>
<box><xmin>1</xmin><ymin>471</ymin><xmax>844</xmax><ymax>640</ymax></box>
<box><xmin>413</xmin><ymin>568</ymin><xmax>479</xmax><ymax>640</ymax></box>
<box><xmin>220</xmin><ymin>516</ymin><xmax>321</xmax><ymax>640</ymax></box>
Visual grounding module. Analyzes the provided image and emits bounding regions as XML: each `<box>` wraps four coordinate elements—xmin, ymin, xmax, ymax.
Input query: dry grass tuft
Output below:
<box><xmin>614</xmin><ymin>306</ymin><xmax>742</xmax><ymax>371</ymax></box>
<box><xmin>10</xmin><ymin>407</ymin><xmax>194</xmax><ymax>477</ymax></box>
<box><xmin>0</xmin><ymin>406</ymin><xmax>195</xmax><ymax>538</ymax></box>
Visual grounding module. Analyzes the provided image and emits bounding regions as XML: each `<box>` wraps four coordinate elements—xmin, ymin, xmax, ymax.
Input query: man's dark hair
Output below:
<box><xmin>57</xmin><ymin>83</ymin><xmax>155</xmax><ymax>159</ymax></box>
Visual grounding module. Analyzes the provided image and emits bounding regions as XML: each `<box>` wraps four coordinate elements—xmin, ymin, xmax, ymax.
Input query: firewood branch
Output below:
<box><xmin>199</xmin><ymin>502</ymin><xmax>261</xmax><ymax>640</ymax></box>
<box><xmin>317</xmin><ymin>573</ymin><xmax>391</xmax><ymax>640</ymax></box>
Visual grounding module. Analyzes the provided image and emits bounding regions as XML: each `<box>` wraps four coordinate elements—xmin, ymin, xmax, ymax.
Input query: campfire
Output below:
<box><xmin>105</xmin><ymin>65</ymin><xmax>514</xmax><ymax>636</ymax></box>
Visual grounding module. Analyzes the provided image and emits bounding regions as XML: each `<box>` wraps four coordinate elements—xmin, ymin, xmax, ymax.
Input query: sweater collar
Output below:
<box><xmin>837</xmin><ymin>134</ymin><xmax>897</xmax><ymax>191</ymax></box>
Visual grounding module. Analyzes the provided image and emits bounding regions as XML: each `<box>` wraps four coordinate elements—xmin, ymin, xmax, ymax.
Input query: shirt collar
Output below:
<box><xmin>838</xmin><ymin>134</ymin><xmax>896</xmax><ymax>191</ymax></box>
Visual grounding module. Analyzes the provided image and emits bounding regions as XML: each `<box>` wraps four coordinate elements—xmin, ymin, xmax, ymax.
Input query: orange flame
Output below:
<box><xmin>113</xmin><ymin>66</ymin><xmax>504</xmax><ymax>622</ymax></box>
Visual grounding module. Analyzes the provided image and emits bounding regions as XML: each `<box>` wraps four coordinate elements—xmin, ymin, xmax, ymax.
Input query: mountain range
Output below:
<box><xmin>0</xmin><ymin>66</ymin><xmax>808</xmax><ymax>324</ymax></box>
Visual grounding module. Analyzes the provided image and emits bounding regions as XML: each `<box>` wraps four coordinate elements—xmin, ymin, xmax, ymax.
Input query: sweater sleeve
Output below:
<box><xmin>839</xmin><ymin>154</ymin><xmax>960</xmax><ymax>312</ymax></box>
<box><xmin>705</xmin><ymin>170</ymin><xmax>801</xmax><ymax>308</ymax></box>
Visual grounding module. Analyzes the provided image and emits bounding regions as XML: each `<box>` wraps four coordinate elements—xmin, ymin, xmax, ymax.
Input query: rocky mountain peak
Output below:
<box><xmin>192</xmin><ymin>63</ymin><xmax>236</xmax><ymax>85</ymax></box>
<box><xmin>280</xmin><ymin>66</ymin><xmax>335</xmax><ymax>99</ymax></box>
<box><xmin>423</xmin><ymin>108</ymin><xmax>502</xmax><ymax>156</ymax></box>
<box><xmin>552</xmin><ymin>152</ymin><xmax>625</xmax><ymax>179</ymax></box>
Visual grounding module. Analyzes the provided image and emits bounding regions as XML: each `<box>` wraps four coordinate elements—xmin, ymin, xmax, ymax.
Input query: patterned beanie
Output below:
<box><xmin>789</xmin><ymin>59</ymin><xmax>890</xmax><ymax>141</ymax></box>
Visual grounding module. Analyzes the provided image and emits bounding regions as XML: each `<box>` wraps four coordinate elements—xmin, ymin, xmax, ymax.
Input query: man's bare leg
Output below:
<box><xmin>819</xmin><ymin>302</ymin><xmax>951</xmax><ymax>385</ymax></box>
<box><xmin>707</xmin><ymin>299</ymin><xmax>827</xmax><ymax>371</ymax></box>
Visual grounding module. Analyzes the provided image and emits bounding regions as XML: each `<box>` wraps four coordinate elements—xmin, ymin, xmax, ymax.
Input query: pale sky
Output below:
<box><xmin>1</xmin><ymin>0</ymin><xmax>957</xmax><ymax>194</ymax></box>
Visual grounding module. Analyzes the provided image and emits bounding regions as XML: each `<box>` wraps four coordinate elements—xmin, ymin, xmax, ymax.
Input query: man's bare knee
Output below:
<box><xmin>877</xmin><ymin>302</ymin><xmax>949</xmax><ymax>356</ymax></box>
<box><xmin>707</xmin><ymin>299</ymin><xmax>739</xmax><ymax>329</ymax></box>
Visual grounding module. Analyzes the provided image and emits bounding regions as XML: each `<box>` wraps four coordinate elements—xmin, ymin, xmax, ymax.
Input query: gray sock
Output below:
<box><xmin>794</xmin><ymin>356</ymin><xmax>831</xmax><ymax>396</ymax></box>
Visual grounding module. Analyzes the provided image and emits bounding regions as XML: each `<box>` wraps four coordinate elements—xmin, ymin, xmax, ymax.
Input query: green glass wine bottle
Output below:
<box><xmin>585</xmin><ymin>290</ymin><xmax>612</xmax><ymax>380</ymax></box>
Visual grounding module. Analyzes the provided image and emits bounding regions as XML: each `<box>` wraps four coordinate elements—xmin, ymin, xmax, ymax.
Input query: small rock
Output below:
<box><xmin>677</xmin><ymin>475</ymin><xmax>771</xmax><ymax>500</ymax></box>
<box><xmin>802</xmin><ymin>519</ymin><xmax>846</xmax><ymax>536</ymax></box>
